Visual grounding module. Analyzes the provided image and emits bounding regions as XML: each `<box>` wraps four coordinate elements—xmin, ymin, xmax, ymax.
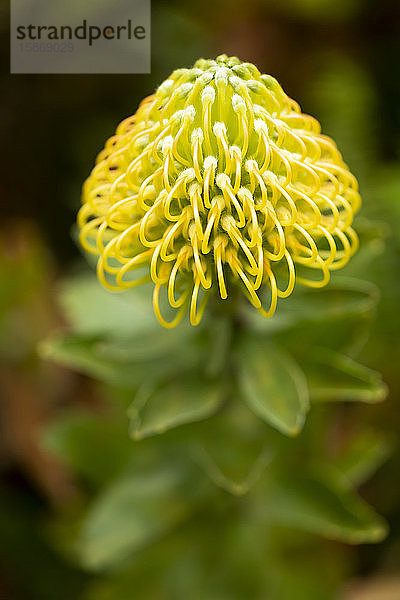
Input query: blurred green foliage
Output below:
<box><xmin>38</xmin><ymin>251</ymin><xmax>388</xmax><ymax>598</ymax></box>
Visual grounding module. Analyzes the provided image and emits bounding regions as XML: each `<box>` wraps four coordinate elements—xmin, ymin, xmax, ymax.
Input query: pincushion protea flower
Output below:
<box><xmin>78</xmin><ymin>54</ymin><xmax>361</xmax><ymax>327</ymax></box>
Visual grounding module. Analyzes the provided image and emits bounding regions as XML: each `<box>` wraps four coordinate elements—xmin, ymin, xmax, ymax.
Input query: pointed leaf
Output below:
<box><xmin>59</xmin><ymin>274</ymin><xmax>157</xmax><ymax>338</ymax></box>
<box><xmin>42</xmin><ymin>411</ymin><xmax>132</xmax><ymax>486</ymax></box>
<box><xmin>236</xmin><ymin>336</ymin><xmax>309</xmax><ymax>436</ymax></box>
<box><xmin>40</xmin><ymin>334</ymin><xmax>139</xmax><ymax>387</ymax></box>
<box><xmin>278</xmin><ymin>311</ymin><xmax>372</xmax><ymax>359</ymax></box>
<box><xmin>332</xmin><ymin>429</ymin><xmax>393</xmax><ymax>488</ymax></box>
<box><xmin>245</xmin><ymin>277</ymin><xmax>378</xmax><ymax>334</ymax></box>
<box><xmin>303</xmin><ymin>349</ymin><xmax>387</xmax><ymax>403</ymax></box>
<box><xmin>256</xmin><ymin>473</ymin><xmax>387</xmax><ymax>544</ymax></box>
<box><xmin>191</xmin><ymin>398</ymin><xmax>273</xmax><ymax>495</ymax></box>
<box><xmin>129</xmin><ymin>371</ymin><xmax>225</xmax><ymax>440</ymax></box>
<box><xmin>40</xmin><ymin>332</ymin><xmax>201</xmax><ymax>390</ymax></box>
<box><xmin>78</xmin><ymin>462</ymin><xmax>199</xmax><ymax>571</ymax></box>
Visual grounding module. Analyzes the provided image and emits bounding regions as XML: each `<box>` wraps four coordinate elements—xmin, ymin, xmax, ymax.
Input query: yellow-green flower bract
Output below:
<box><xmin>78</xmin><ymin>55</ymin><xmax>361</xmax><ymax>328</ymax></box>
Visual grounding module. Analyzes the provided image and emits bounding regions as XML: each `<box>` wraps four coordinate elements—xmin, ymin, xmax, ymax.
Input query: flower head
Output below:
<box><xmin>78</xmin><ymin>55</ymin><xmax>361</xmax><ymax>327</ymax></box>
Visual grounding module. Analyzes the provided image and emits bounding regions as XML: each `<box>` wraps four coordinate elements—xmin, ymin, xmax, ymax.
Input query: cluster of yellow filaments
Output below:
<box><xmin>78</xmin><ymin>55</ymin><xmax>361</xmax><ymax>327</ymax></box>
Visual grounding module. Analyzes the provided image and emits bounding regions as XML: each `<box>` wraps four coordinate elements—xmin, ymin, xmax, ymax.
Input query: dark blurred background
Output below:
<box><xmin>1</xmin><ymin>0</ymin><xmax>400</xmax><ymax>598</ymax></box>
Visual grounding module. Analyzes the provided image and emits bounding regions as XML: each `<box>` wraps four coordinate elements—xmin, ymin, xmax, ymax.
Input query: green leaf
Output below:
<box><xmin>236</xmin><ymin>336</ymin><xmax>309</xmax><ymax>436</ymax></box>
<box><xmin>40</xmin><ymin>334</ymin><xmax>143</xmax><ymax>388</ymax></box>
<box><xmin>58</xmin><ymin>273</ymin><xmax>157</xmax><ymax>338</ymax></box>
<box><xmin>82</xmin><ymin>490</ymin><xmax>348</xmax><ymax>600</ymax></box>
<box><xmin>83</xmin><ymin>526</ymin><xmax>204</xmax><ymax>600</ymax></box>
<box><xmin>191</xmin><ymin>398</ymin><xmax>274</xmax><ymax>495</ymax></box>
<box><xmin>94</xmin><ymin>322</ymin><xmax>196</xmax><ymax>361</ymax></box>
<box><xmin>83</xmin><ymin>513</ymin><xmax>264</xmax><ymax>600</ymax></box>
<box><xmin>255</xmin><ymin>473</ymin><xmax>387</xmax><ymax>544</ymax></box>
<box><xmin>303</xmin><ymin>349</ymin><xmax>388</xmax><ymax>403</ymax></box>
<box><xmin>279</xmin><ymin>312</ymin><xmax>372</xmax><ymax>360</ymax></box>
<box><xmin>244</xmin><ymin>277</ymin><xmax>379</xmax><ymax>335</ymax></box>
<box><xmin>78</xmin><ymin>462</ymin><xmax>200</xmax><ymax>571</ymax></box>
<box><xmin>40</xmin><ymin>332</ymin><xmax>202</xmax><ymax>390</ymax></box>
<box><xmin>332</xmin><ymin>429</ymin><xmax>393</xmax><ymax>488</ymax></box>
<box><xmin>128</xmin><ymin>370</ymin><xmax>225</xmax><ymax>440</ymax></box>
<box><xmin>58</xmin><ymin>271</ymin><xmax>198</xmax><ymax>354</ymax></box>
<box><xmin>42</xmin><ymin>411</ymin><xmax>133</xmax><ymax>487</ymax></box>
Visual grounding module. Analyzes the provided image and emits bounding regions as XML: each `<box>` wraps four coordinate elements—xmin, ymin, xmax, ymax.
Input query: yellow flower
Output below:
<box><xmin>78</xmin><ymin>55</ymin><xmax>361</xmax><ymax>327</ymax></box>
